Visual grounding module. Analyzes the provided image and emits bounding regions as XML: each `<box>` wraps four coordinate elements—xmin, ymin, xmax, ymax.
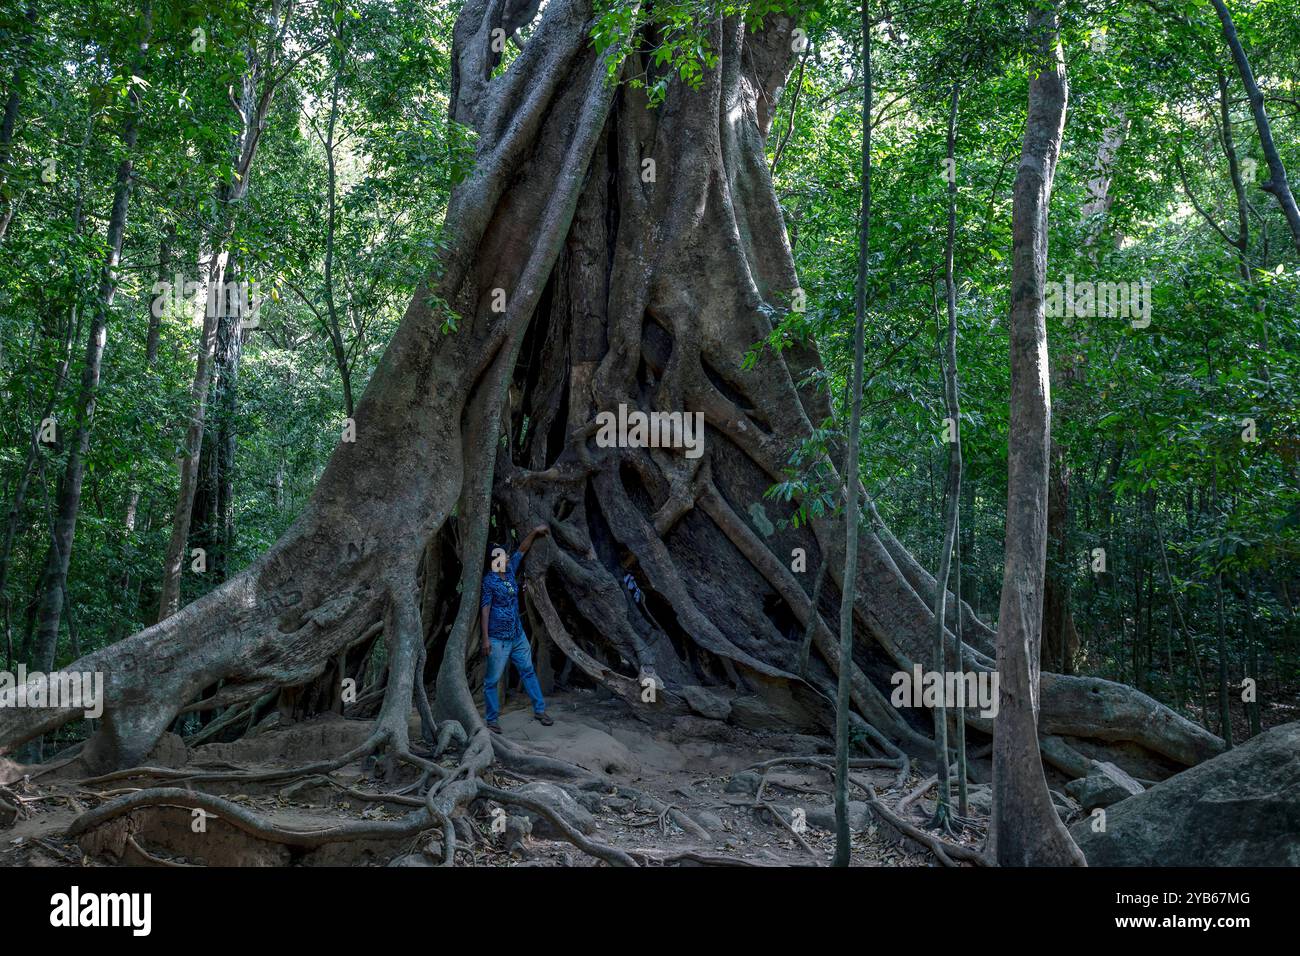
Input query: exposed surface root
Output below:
<box><xmin>68</xmin><ymin>787</ymin><xmax>436</xmax><ymax>848</ymax></box>
<box><xmin>742</xmin><ymin>754</ymin><xmax>986</xmax><ymax>867</ymax></box>
<box><xmin>849</xmin><ymin>772</ymin><xmax>987</xmax><ymax>867</ymax></box>
<box><xmin>2</xmin><ymin>696</ymin><xmax>1010</xmax><ymax>867</ymax></box>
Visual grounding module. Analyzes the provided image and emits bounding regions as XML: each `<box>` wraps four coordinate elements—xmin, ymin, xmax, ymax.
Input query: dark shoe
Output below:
<box><xmin>487</xmin><ymin>721</ymin><xmax>502</xmax><ymax>734</ymax></box>
<box><xmin>534</xmin><ymin>712</ymin><xmax>554</xmax><ymax>727</ymax></box>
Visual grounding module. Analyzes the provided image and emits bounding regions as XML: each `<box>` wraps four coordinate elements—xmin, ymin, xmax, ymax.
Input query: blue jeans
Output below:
<box><xmin>484</xmin><ymin>631</ymin><xmax>546</xmax><ymax>722</ymax></box>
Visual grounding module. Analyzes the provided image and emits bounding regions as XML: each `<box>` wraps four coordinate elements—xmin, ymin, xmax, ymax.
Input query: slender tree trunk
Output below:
<box><xmin>1156</xmin><ymin>500</ymin><xmax>1210</xmax><ymax>721</ymax></box>
<box><xmin>0</xmin><ymin>1</ymin><xmax>37</xmax><ymax>244</ymax></box>
<box><xmin>190</xmin><ymin>262</ymin><xmax>243</xmax><ymax>585</ymax></box>
<box><xmin>953</xmin><ymin>512</ymin><xmax>968</xmax><ymax>818</ymax></box>
<box><xmin>322</xmin><ymin>22</ymin><xmax>355</xmax><ymax>417</ymax></box>
<box><xmin>1242</xmin><ymin>576</ymin><xmax>1261</xmax><ymax>737</ymax></box>
<box><xmin>122</xmin><ymin>223</ymin><xmax>175</xmax><ymax>547</ymax></box>
<box><xmin>1214</xmin><ymin>567</ymin><xmax>1231</xmax><ymax>745</ymax></box>
<box><xmin>157</xmin><ymin>240</ymin><xmax>228</xmax><ymax>620</ymax></box>
<box><xmin>989</xmin><ymin>1</ymin><xmax>1085</xmax><ymax>867</ymax></box>
<box><xmin>1215</xmin><ymin>70</ymin><xmax>1252</xmax><ymax>280</ymax></box>
<box><xmin>0</xmin><ymin>106</ymin><xmax>97</xmax><ymax>614</ymax></box>
<box><xmin>0</xmin><ymin>314</ymin><xmax>78</xmax><ymax>633</ymax></box>
<box><xmin>834</xmin><ymin>0</ymin><xmax>871</xmax><ymax>869</ymax></box>
<box><xmin>927</xmin><ymin>79</ymin><xmax>963</xmax><ymax>831</ymax></box>
<box><xmin>214</xmin><ymin>289</ymin><xmax>243</xmax><ymax>581</ymax></box>
<box><xmin>144</xmin><ymin>223</ymin><xmax>173</xmax><ymax>367</ymax></box>
<box><xmin>157</xmin><ymin>9</ymin><xmax>290</xmax><ymax>621</ymax></box>
<box><xmin>1211</xmin><ymin>469</ymin><xmax>1233</xmax><ymax>747</ymax></box>
<box><xmin>27</xmin><ymin>4</ymin><xmax>152</xmax><ymax>757</ymax></box>
<box><xmin>1207</xmin><ymin>0</ymin><xmax>1300</xmax><ymax>254</ymax></box>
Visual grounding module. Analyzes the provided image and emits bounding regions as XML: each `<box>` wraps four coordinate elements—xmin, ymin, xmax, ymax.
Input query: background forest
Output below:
<box><xmin>0</xmin><ymin>0</ymin><xmax>1296</xmax><ymax>762</ymax></box>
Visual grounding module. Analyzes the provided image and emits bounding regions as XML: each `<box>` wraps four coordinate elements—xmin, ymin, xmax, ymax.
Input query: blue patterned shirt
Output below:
<box><xmin>481</xmin><ymin>551</ymin><xmax>525</xmax><ymax>642</ymax></box>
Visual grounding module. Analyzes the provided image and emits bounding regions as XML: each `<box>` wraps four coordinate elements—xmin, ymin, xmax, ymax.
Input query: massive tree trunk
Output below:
<box><xmin>0</xmin><ymin>0</ymin><xmax>1220</xmax><ymax>786</ymax></box>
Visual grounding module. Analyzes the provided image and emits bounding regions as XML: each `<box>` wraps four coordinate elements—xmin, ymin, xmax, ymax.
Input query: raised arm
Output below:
<box><xmin>517</xmin><ymin>523</ymin><xmax>550</xmax><ymax>556</ymax></box>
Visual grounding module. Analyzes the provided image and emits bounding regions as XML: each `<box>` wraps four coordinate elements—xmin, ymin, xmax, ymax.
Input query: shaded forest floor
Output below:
<box><xmin>0</xmin><ymin>691</ymin><xmax>989</xmax><ymax>867</ymax></box>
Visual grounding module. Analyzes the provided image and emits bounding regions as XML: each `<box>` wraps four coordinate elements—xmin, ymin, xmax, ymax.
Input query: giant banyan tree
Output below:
<box><xmin>0</xmin><ymin>0</ymin><xmax>1221</xmax><ymax>854</ymax></box>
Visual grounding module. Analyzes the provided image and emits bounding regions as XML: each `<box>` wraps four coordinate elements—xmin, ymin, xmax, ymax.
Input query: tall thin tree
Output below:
<box><xmin>989</xmin><ymin>0</ymin><xmax>1086</xmax><ymax>867</ymax></box>
<box><xmin>1206</xmin><ymin>0</ymin><xmax>1300</xmax><ymax>255</ymax></box>
<box><xmin>157</xmin><ymin>0</ymin><xmax>304</xmax><ymax>620</ymax></box>
<box><xmin>30</xmin><ymin>4</ymin><xmax>153</xmax><ymax>696</ymax></box>
<box><xmin>834</xmin><ymin>0</ymin><xmax>873</xmax><ymax>868</ymax></box>
<box><xmin>928</xmin><ymin>79</ymin><xmax>963</xmax><ymax>833</ymax></box>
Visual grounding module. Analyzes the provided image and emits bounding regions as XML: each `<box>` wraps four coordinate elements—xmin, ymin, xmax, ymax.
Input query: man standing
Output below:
<box><xmin>480</xmin><ymin>524</ymin><xmax>554</xmax><ymax>733</ymax></box>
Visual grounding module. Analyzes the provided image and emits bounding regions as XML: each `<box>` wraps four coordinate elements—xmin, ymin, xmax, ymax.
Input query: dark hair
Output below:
<box><xmin>485</xmin><ymin>542</ymin><xmax>508</xmax><ymax>571</ymax></box>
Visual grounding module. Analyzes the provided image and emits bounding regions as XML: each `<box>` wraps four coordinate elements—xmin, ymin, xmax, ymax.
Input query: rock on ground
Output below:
<box><xmin>1071</xmin><ymin>722</ymin><xmax>1300</xmax><ymax>866</ymax></box>
<box><xmin>965</xmin><ymin>783</ymin><xmax>1080</xmax><ymax>823</ymax></box>
<box><xmin>1064</xmin><ymin>761</ymin><xmax>1145</xmax><ymax>811</ymax></box>
<box><xmin>805</xmin><ymin>801</ymin><xmax>872</xmax><ymax>832</ymax></box>
<box><xmin>509</xmin><ymin>782</ymin><xmax>596</xmax><ymax>839</ymax></box>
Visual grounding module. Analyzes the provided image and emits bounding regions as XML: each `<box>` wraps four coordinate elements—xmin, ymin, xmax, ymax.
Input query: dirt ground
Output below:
<box><xmin>0</xmin><ymin>690</ymin><xmax>990</xmax><ymax>867</ymax></box>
